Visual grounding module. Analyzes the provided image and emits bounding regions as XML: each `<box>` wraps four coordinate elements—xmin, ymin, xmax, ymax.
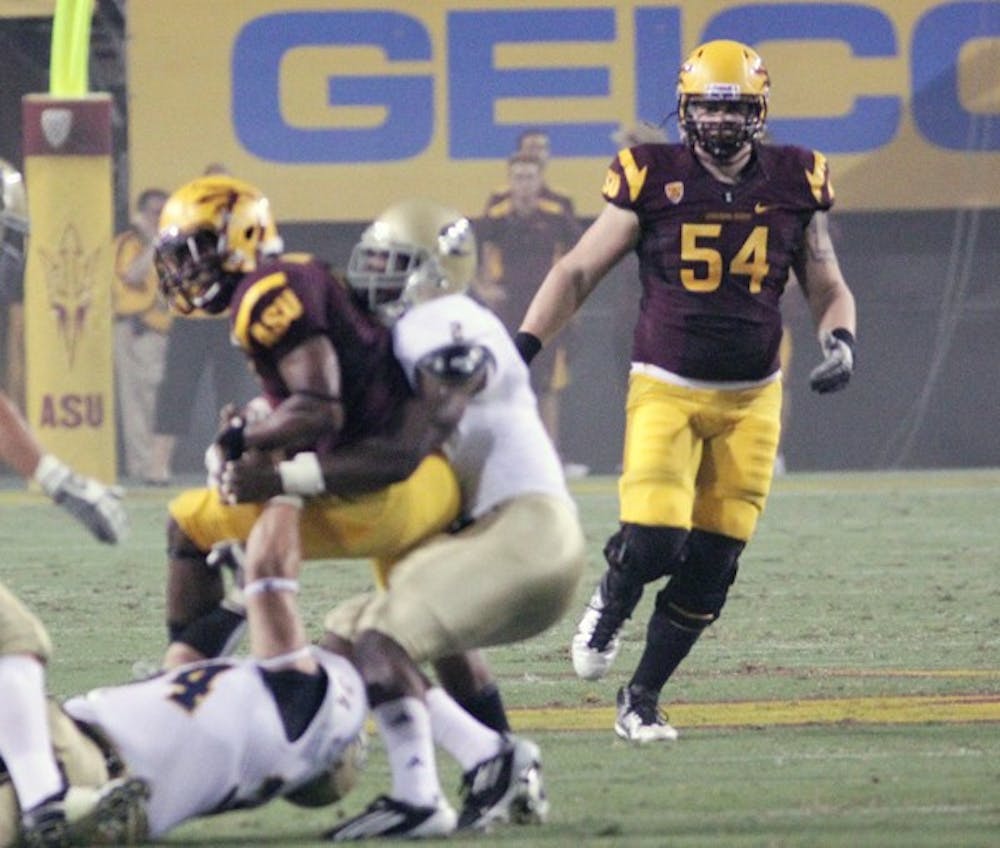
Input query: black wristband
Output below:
<box><xmin>830</xmin><ymin>327</ymin><xmax>856</xmax><ymax>355</ymax></box>
<box><xmin>514</xmin><ymin>331</ymin><xmax>542</xmax><ymax>365</ymax></box>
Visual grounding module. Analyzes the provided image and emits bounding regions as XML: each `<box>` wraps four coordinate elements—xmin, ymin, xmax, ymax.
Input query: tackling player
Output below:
<box><xmin>517</xmin><ymin>39</ymin><xmax>858</xmax><ymax>741</ymax></box>
<box><xmin>220</xmin><ymin>199</ymin><xmax>586</xmax><ymax>839</ymax></box>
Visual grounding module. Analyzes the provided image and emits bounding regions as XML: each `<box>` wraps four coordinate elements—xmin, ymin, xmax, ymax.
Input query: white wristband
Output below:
<box><xmin>278</xmin><ymin>452</ymin><xmax>325</xmax><ymax>496</ymax></box>
<box><xmin>244</xmin><ymin>577</ymin><xmax>300</xmax><ymax>598</ymax></box>
<box><xmin>257</xmin><ymin>646</ymin><xmax>313</xmax><ymax>671</ymax></box>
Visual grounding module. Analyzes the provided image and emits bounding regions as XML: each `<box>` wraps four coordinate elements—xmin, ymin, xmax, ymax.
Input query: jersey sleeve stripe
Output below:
<box><xmin>232</xmin><ymin>271</ymin><xmax>288</xmax><ymax>348</ymax></box>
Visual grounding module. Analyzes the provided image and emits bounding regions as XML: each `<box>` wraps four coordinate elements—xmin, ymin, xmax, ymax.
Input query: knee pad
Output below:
<box><xmin>656</xmin><ymin>529</ymin><xmax>744</xmax><ymax>629</ymax></box>
<box><xmin>604</xmin><ymin>523</ymin><xmax>688</xmax><ymax>586</ymax></box>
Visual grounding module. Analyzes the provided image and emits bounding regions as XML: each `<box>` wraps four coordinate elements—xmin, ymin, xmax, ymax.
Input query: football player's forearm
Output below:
<box><xmin>245</xmin><ymin>394</ymin><xmax>343</xmax><ymax>454</ymax></box>
<box><xmin>0</xmin><ymin>391</ymin><xmax>43</xmax><ymax>478</ymax></box>
<box><xmin>806</xmin><ymin>272</ymin><xmax>856</xmax><ymax>338</ymax></box>
<box><xmin>319</xmin><ymin>440</ymin><xmax>423</xmax><ymax>495</ymax></box>
<box><xmin>519</xmin><ymin>264</ymin><xmax>582</xmax><ymax>344</ymax></box>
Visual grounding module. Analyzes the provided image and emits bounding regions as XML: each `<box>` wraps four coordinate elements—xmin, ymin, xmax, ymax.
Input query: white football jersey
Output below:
<box><xmin>393</xmin><ymin>294</ymin><xmax>570</xmax><ymax>518</ymax></box>
<box><xmin>63</xmin><ymin>649</ymin><xmax>365</xmax><ymax>838</ymax></box>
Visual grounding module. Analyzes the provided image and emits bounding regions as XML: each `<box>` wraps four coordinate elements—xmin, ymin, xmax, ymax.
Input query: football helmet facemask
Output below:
<box><xmin>0</xmin><ymin>158</ymin><xmax>28</xmax><ymax>298</ymax></box>
<box><xmin>677</xmin><ymin>39</ymin><xmax>770</xmax><ymax>162</ymax></box>
<box><xmin>154</xmin><ymin>176</ymin><xmax>282</xmax><ymax>314</ymax></box>
<box><xmin>347</xmin><ymin>198</ymin><xmax>477</xmax><ymax>324</ymax></box>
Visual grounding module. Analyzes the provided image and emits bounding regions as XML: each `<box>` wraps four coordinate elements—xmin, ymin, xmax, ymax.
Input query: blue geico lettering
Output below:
<box><xmin>232</xmin><ymin>3</ymin><xmax>999</xmax><ymax>163</ymax></box>
<box><xmin>233</xmin><ymin>11</ymin><xmax>432</xmax><ymax>162</ymax></box>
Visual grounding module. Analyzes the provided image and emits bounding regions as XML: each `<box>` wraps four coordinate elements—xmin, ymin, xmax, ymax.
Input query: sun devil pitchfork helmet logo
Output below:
<box><xmin>38</xmin><ymin>224</ymin><xmax>102</xmax><ymax>366</ymax></box>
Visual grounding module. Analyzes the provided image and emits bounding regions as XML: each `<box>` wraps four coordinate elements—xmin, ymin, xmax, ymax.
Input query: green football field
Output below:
<box><xmin>2</xmin><ymin>469</ymin><xmax>998</xmax><ymax>846</ymax></box>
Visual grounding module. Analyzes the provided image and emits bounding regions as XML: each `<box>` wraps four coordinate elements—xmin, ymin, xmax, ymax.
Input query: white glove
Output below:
<box><xmin>34</xmin><ymin>455</ymin><xmax>130</xmax><ymax>544</ymax></box>
<box><xmin>809</xmin><ymin>329</ymin><xmax>855</xmax><ymax>394</ymax></box>
<box><xmin>204</xmin><ymin>442</ymin><xmax>225</xmax><ymax>490</ymax></box>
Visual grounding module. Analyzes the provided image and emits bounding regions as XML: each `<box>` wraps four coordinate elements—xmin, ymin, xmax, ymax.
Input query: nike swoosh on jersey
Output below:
<box><xmin>754</xmin><ymin>202</ymin><xmax>772</xmax><ymax>214</ymax></box>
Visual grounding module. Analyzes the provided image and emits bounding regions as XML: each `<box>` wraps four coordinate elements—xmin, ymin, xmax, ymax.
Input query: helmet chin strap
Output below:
<box><xmin>693</xmin><ymin>142</ymin><xmax>753</xmax><ymax>184</ymax></box>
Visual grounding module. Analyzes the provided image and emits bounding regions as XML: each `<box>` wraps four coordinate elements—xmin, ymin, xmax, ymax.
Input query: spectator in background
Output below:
<box><xmin>482</xmin><ymin>128</ymin><xmax>575</xmax><ymax>218</ymax></box>
<box><xmin>112</xmin><ymin>188</ymin><xmax>172</xmax><ymax>484</ymax></box>
<box><xmin>476</xmin><ymin>152</ymin><xmax>584</xmax><ymax>474</ymax></box>
<box><xmin>147</xmin><ymin>165</ymin><xmax>256</xmax><ymax>484</ymax></box>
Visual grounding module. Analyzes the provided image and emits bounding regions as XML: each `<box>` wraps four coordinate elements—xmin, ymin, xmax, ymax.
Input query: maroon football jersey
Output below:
<box><xmin>602</xmin><ymin>143</ymin><xmax>833</xmax><ymax>382</ymax></box>
<box><xmin>475</xmin><ymin>205</ymin><xmax>581</xmax><ymax>334</ymax></box>
<box><xmin>228</xmin><ymin>255</ymin><xmax>410</xmax><ymax>451</ymax></box>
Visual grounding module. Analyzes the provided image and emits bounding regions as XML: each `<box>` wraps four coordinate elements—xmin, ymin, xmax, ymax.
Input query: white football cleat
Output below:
<box><xmin>457</xmin><ymin>735</ymin><xmax>548</xmax><ymax>831</ymax></box>
<box><xmin>571</xmin><ymin>585</ymin><xmax>623</xmax><ymax>680</ymax></box>
<box><xmin>323</xmin><ymin>794</ymin><xmax>456</xmax><ymax>841</ymax></box>
<box><xmin>614</xmin><ymin>686</ymin><xmax>679</xmax><ymax>743</ymax></box>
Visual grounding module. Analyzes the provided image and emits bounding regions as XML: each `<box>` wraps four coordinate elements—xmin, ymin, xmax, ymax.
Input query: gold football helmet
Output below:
<box><xmin>154</xmin><ymin>175</ymin><xmax>282</xmax><ymax>314</ymax></box>
<box><xmin>347</xmin><ymin>198</ymin><xmax>477</xmax><ymax>323</ymax></box>
<box><xmin>677</xmin><ymin>39</ymin><xmax>770</xmax><ymax>161</ymax></box>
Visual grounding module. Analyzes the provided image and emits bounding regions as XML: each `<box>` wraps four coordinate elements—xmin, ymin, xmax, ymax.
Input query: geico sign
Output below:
<box><xmin>232</xmin><ymin>2</ymin><xmax>999</xmax><ymax>163</ymax></box>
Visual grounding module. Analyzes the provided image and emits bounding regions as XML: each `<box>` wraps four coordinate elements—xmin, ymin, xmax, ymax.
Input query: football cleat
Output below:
<box><xmin>571</xmin><ymin>583</ymin><xmax>625</xmax><ymax>680</ymax></box>
<box><xmin>18</xmin><ymin>794</ymin><xmax>70</xmax><ymax>848</ymax></box>
<box><xmin>323</xmin><ymin>794</ymin><xmax>457</xmax><ymax>841</ymax></box>
<box><xmin>457</xmin><ymin>735</ymin><xmax>548</xmax><ymax>831</ymax></box>
<box><xmin>614</xmin><ymin>685</ymin><xmax>679</xmax><ymax>743</ymax></box>
<box><xmin>74</xmin><ymin>776</ymin><xmax>151</xmax><ymax>846</ymax></box>
<box><xmin>20</xmin><ymin>777</ymin><xmax>150</xmax><ymax>847</ymax></box>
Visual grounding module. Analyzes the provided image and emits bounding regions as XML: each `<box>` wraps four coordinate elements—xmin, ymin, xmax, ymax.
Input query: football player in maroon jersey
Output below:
<box><xmin>517</xmin><ymin>40</ymin><xmax>857</xmax><ymax>741</ymax></box>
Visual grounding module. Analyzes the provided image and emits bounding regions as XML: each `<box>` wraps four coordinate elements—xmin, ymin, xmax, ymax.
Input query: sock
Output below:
<box><xmin>0</xmin><ymin>655</ymin><xmax>65</xmax><ymax>810</ymax></box>
<box><xmin>372</xmin><ymin>696</ymin><xmax>442</xmax><ymax>808</ymax></box>
<box><xmin>455</xmin><ymin>683</ymin><xmax>510</xmax><ymax>733</ymax></box>
<box><xmin>629</xmin><ymin>607</ymin><xmax>702</xmax><ymax>696</ymax></box>
<box><xmin>425</xmin><ymin>687</ymin><xmax>503</xmax><ymax>772</ymax></box>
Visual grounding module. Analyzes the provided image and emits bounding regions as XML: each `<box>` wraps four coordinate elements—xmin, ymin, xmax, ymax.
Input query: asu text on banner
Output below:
<box><xmin>22</xmin><ymin>94</ymin><xmax>116</xmax><ymax>482</ymax></box>
<box><xmin>128</xmin><ymin>0</ymin><xmax>1000</xmax><ymax>220</ymax></box>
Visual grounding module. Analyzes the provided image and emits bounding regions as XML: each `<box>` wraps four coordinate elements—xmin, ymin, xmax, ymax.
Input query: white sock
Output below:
<box><xmin>425</xmin><ymin>686</ymin><xmax>503</xmax><ymax>772</ymax></box>
<box><xmin>372</xmin><ymin>696</ymin><xmax>442</xmax><ymax>808</ymax></box>
<box><xmin>0</xmin><ymin>655</ymin><xmax>65</xmax><ymax>810</ymax></box>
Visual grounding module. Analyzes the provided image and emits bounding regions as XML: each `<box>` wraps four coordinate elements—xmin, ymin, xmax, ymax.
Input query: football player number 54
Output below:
<box><xmin>680</xmin><ymin>223</ymin><xmax>770</xmax><ymax>294</ymax></box>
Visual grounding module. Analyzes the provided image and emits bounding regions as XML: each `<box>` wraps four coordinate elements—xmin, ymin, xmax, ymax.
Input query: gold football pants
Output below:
<box><xmin>618</xmin><ymin>372</ymin><xmax>782</xmax><ymax>541</ymax></box>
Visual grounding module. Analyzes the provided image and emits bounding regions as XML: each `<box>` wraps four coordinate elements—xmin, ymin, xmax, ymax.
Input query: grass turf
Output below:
<box><xmin>1</xmin><ymin>469</ymin><xmax>997</xmax><ymax>845</ymax></box>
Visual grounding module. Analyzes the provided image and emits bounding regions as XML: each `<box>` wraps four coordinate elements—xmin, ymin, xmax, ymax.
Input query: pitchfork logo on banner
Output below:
<box><xmin>40</xmin><ymin>107</ymin><xmax>73</xmax><ymax>150</ymax></box>
<box><xmin>37</xmin><ymin>223</ymin><xmax>101</xmax><ymax>367</ymax></box>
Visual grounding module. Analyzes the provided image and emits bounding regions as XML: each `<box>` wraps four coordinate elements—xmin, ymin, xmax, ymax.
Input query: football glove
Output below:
<box><xmin>215</xmin><ymin>413</ymin><xmax>247</xmax><ymax>461</ymax></box>
<box><xmin>34</xmin><ymin>455</ymin><xmax>129</xmax><ymax>544</ymax></box>
<box><xmin>809</xmin><ymin>328</ymin><xmax>855</xmax><ymax>394</ymax></box>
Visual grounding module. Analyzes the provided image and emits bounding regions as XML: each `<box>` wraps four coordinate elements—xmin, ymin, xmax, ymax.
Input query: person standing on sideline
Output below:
<box><xmin>482</xmin><ymin>128</ymin><xmax>576</xmax><ymax>219</ymax></box>
<box><xmin>112</xmin><ymin>188</ymin><xmax>172</xmax><ymax>484</ymax></box>
<box><xmin>477</xmin><ymin>153</ymin><xmax>582</xmax><ymax>469</ymax></box>
<box><xmin>516</xmin><ymin>40</ymin><xmax>857</xmax><ymax>742</ymax></box>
